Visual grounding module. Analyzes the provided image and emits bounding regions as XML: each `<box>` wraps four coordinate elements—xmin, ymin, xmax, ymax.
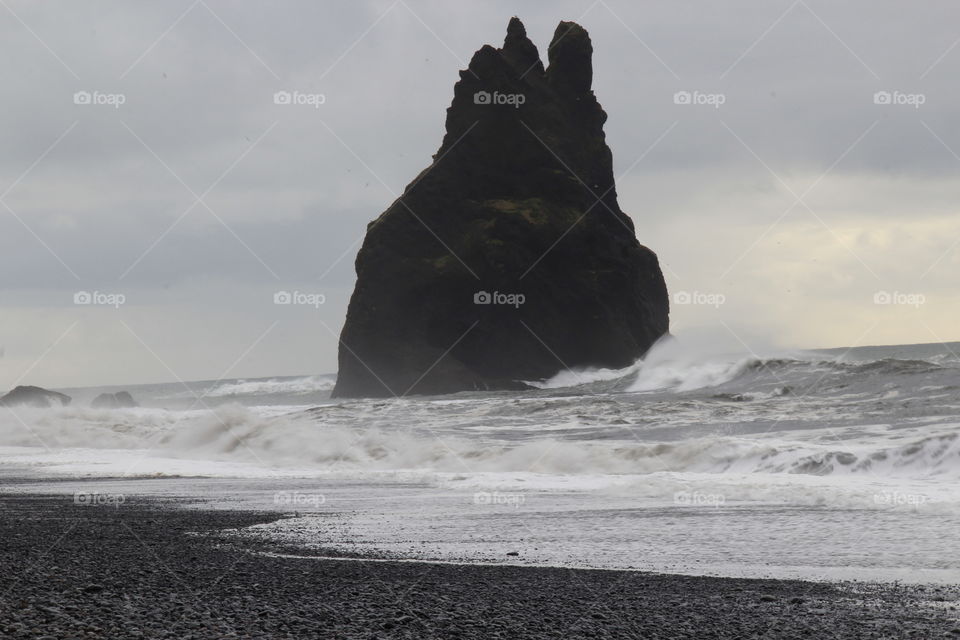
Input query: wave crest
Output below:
<box><xmin>203</xmin><ymin>376</ymin><xmax>334</xmax><ymax>397</ymax></box>
<box><xmin>3</xmin><ymin>404</ymin><xmax>958</xmax><ymax>480</ymax></box>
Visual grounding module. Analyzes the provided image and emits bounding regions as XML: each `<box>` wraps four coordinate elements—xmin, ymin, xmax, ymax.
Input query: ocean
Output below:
<box><xmin>2</xmin><ymin>339</ymin><xmax>959</xmax><ymax>584</ymax></box>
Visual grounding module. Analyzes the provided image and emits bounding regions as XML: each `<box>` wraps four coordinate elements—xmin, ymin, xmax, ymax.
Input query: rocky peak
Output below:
<box><xmin>502</xmin><ymin>16</ymin><xmax>543</xmax><ymax>75</ymax></box>
<box><xmin>332</xmin><ymin>18</ymin><xmax>669</xmax><ymax>398</ymax></box>
<box><xmin>546</xmin><ymin>21</ymin><xmax>593</xmax><ymax>95</ymax></box>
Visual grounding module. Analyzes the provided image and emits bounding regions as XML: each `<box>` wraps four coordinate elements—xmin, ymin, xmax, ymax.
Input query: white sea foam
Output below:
<box><xmin>2</xmin><ymin>404</ymin><xmax>958</xmax><ymax>483</ymax></box>
<box><xmin>528</xmin><ymin>362</ymin><xmax>641</xmax><ymax>389</ymax></box>
<box><xmin>626</xmin><ymin>338</ymin><xmax>778</xmax><ymax>392</ymax></box>
<box><xmin>630</xmin><ymin>357</ymin><xmax>756</xmax><ymax>392</ymax></box>
<box><xmin>203</xmin><ymin>376</ymin><xmax>334</xmax><ymax>397</ymax></box>
<box><xmin>527</xmin><ymin>340</ymin><xmax>765</xmax><ymax>392</ymax></box>
<box><xmin>5</xmin><ymin>341</ymin><xmax>960</xmax><ymax>583</ymax></box>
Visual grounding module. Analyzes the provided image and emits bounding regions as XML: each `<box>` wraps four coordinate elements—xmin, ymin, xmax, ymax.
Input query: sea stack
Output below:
<box><xmin>332</xmin><ymin>18</ymin><xmax>669</xmax><ymax>398</ymax></box>
<box><xmin>91</xmin><ymin>392</ymin><xmax>139</xmax><ymax>409</ymax></box>
<box><xmin>0</xmin><ymin>386</ymin><xmax>72</xmax><ymax>408</ymax></box>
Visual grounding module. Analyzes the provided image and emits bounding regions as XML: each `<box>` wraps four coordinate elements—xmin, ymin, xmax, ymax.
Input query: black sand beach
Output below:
<box><xmin>0</xmin><ymin>491</ymin><xmax>957</xmax><ymax>639</ymax></box>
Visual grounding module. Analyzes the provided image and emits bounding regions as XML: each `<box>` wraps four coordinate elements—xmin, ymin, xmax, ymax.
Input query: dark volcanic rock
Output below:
<box><xmin>0</xmin><ymin>385</ymin><xmax>71</xmax><ymax>408</ymax></box>
<box><xmin>91</xmin><ymin>391</ymin><xmax>139</xmax><ymax>409</ymax></box>
<box><xmin>332</xmin><ymin>17</ymin><xmax>669</xmax><ymax>398</ymax></box>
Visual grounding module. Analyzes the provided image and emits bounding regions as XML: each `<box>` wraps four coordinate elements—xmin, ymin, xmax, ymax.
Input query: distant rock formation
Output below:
<box><xmin>332</xmin><ymin>17</ymin><xmax>669</xmax><ymax>398</ymax></box>
<box><xmin>91</xmin><ymin>392</ymin><xmax>139</xmax><ymax>409</ymax></box>
<box><xmin>0</xmin><ymin>385</ymin><xmax>71</xmax><ymax>408</ymax></box>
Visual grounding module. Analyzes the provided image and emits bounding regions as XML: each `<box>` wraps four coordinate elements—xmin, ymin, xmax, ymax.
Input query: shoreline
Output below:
<box><xmin>4</xmin><ymin>470</ymin><xmax>960</xmax><ymax>584</ymax></box>
<box><xmin>1</xmin><ymin>492</ymin><xmax>958</xmax><ymax>638</ymax></box>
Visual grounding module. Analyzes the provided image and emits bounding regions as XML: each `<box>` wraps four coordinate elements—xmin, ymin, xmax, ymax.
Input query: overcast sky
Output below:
<box><xmin>2</xmin><ymin>0</ymin><xmax>960</xmax><ymax>388</ymax></box>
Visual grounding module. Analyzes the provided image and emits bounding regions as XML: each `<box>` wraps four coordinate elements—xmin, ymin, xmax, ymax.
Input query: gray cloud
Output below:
<box><xmin>2</xmin><ymin>0</ymin><xmax>960</xmax><ymax>387</ymax></box>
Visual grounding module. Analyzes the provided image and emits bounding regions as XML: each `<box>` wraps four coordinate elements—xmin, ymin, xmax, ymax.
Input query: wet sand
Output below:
<box><xmin>0</xmin><ymin>491</ymin><xmax>957</xmax><ymax>639</ymax></box>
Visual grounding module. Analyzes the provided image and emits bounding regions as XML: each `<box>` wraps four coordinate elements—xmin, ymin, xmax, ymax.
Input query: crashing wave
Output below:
<box><xmin>2</xmin><ymin>404</ymin><xmax>959</xmax><ymax>480</ymax></box>
<box><xmin>203</xmin><ymin>376</ymin><xmax>335</xmax><ymax>398</ymax></box>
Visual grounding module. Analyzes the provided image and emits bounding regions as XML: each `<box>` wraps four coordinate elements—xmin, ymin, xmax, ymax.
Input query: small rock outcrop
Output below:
<box><xmin>91</xmin><ymin>392</ymin><xmax>138</xmax><ymax>409</ymax></box>
<box><xmin>0</xmin><ymin>385</ymin><xmax>71</xmax><ymax>408</ymax></box>
<box><xmin>332</xmin><ymin>17</ymin><xmax>669</xmax><ymax>398</ymax></box>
